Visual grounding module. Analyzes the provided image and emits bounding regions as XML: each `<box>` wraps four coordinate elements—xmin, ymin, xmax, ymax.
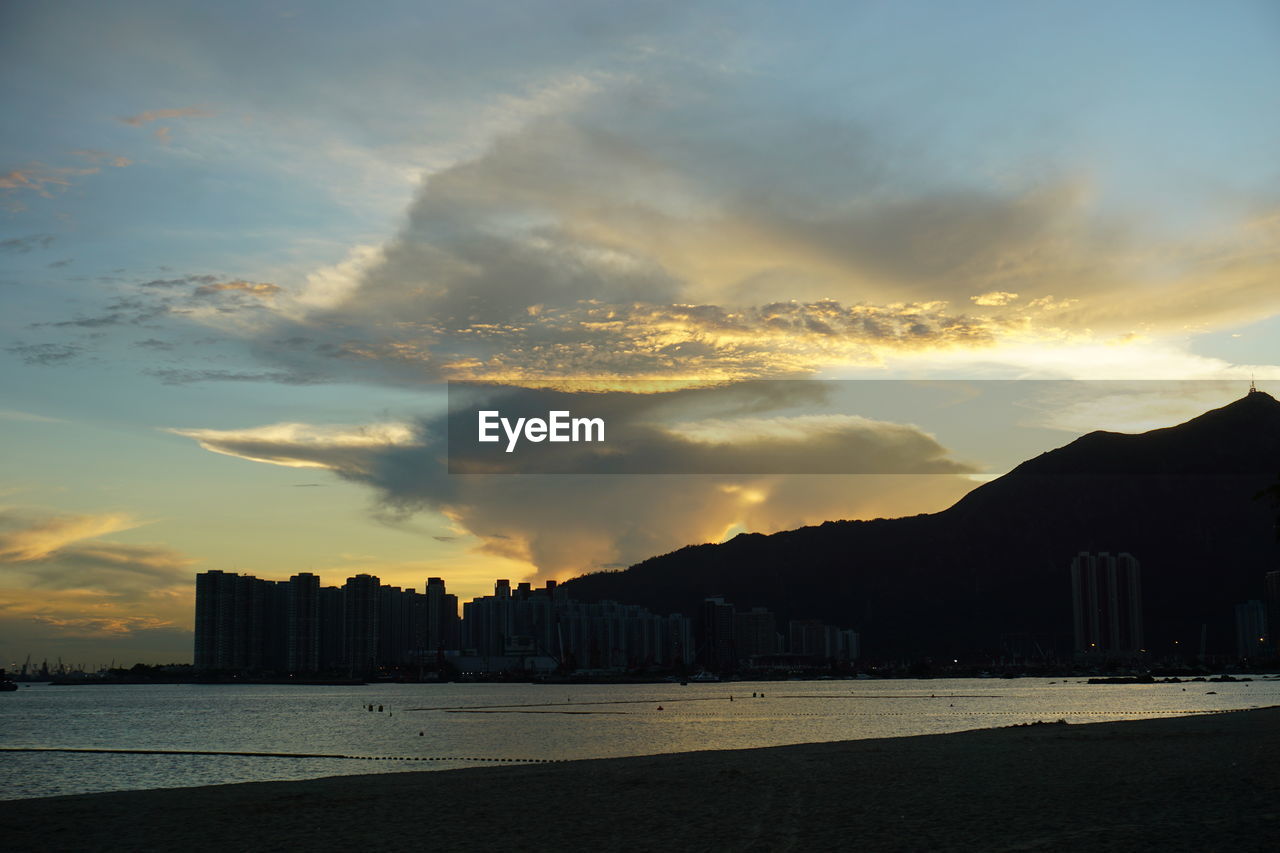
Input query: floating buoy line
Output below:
<box><xmin>0</xmin><ymin>746</ymin><xmax>561</xmax><ymax>764</ymax></box>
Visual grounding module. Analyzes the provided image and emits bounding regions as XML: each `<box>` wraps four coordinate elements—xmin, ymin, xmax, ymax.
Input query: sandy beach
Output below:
<box><xmin>4</xmin><ymin>707</ymin><xmax>1276</xmax><ymax>852</ymax></box>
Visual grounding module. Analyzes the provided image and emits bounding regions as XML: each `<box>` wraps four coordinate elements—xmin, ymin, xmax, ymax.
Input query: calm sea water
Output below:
<box><xmin>2</xmin><ymin>677</ymin><xmax>1276</xmax><ymax>801</ymax></box>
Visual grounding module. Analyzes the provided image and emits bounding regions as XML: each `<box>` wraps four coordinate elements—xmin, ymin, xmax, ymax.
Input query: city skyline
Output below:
<box><xmin>5</xmin><ymin>2</ymin><xmax>1280</xmax><ymax>665</ymax></box>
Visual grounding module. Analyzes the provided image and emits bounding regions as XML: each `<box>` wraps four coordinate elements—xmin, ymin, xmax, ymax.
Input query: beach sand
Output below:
<box><xmin>4</xmin><ymin>707</ymin><xmax>1276</xmax><ymax>852</ymax></box>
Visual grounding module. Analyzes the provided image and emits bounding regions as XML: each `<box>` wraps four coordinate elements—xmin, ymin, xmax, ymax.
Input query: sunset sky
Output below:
<box><xmin>3</xmin><ymin>1</ymin><xmax>1279</xmax><ymax>665</ymax></box>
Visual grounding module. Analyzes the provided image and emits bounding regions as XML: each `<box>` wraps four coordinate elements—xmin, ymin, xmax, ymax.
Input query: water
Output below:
<box><xmin>2</xmin><ymin>677</ymin><xmax>1276</xmax><ymax>801</ymax></box>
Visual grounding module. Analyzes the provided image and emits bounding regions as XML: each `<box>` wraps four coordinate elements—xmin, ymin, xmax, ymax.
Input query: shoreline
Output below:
<box><xmin>4</xmin><ymin>707</ymin><xmax>1277</xmax><ymax>851</ymax></box>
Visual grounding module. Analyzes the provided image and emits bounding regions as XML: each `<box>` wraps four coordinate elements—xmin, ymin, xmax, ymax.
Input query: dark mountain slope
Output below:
<box><xmin>562</xmin><ymin>391</ymin><xmax>1280</xmax><ymax>659</ymax></box>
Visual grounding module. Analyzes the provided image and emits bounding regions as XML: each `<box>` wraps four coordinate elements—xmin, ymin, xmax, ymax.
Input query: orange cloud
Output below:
<box><xmin>30</xmin><ymin>614</ymin><xmax>177</xmax><ymax>637</ymax></box>
<box><xmin>0</xmin><ymin>510</ymin><xmax>138</xmax><ymax>562</ymax></box>
<box><xmin>0</xmin><ymin>164</ymin><xmax>97</xmax><ymax>198</ymax></box>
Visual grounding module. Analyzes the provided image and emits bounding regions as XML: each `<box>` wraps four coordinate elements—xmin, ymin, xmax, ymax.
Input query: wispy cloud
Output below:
<box><xmin>0</xmin><ymin>507</ymin><xmax>196</xmax><ymax>643</ymax></box>
<box><xmin>0</xmin><ymin>234</ymin><xmax>55</xmax><ymax>253</ymax></box>
<box><xmin>0</xmin><ymin>509</ymin><xmax>139</xmax><ymax>562</ymax></box>
<box><xmin>30</xmin><ymin>614</ymin><xmax>178</xmax><ymax>637</ymax></box>
<box><xmin>0</xmin><ymin>164</ymin><xmax>97</xmax><ymax>198</ymax></box>
<box><xmin>71</xmin><ymin>149</ymin><xmax>132</xmax><ymax>168</ymax></box>
<box><xmin>6</xmin><ymin>342</ymin><xmax>84</xmax><ymax>366</ymax></box>
<box><xmin>0</xmin><ymin>150</ymin><xmax>128</xmax><ymax>203</ymax></box>
<box><xmin>118</xmin><ymin>107</ymin><xmax>213</xmax><ymax>126</ymax></box>
<box><xmin>0</xmin><ymin>410</ymin><xmax>64</xmax><ymax>424</ymax></box>
<box><xmin>192</xmin><ymin>280</ymin><xmax>281</xmax><ymax>298</ymax></box>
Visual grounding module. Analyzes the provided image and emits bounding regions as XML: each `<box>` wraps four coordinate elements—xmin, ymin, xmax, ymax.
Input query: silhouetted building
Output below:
<box><xmin>1071</xmin><ymin>552</ymin><xmax>1143</xmax><ymax>657</ymax></box>
<box><xmin>1266</xmin><ymin>571</ymin><xmax>1280</xmax><ymax>657</ymax></box>
<box><xmin>378</xmin><ymin>585</ymin><xmax>425</xmax><ymax>666</ymax></box>
<box><xmin>838</xmin><ymin>629</ymin><xmax>860</xmax><ymax>661</ymax></box>
<box><xmin>261</xmin><ymin>579</ymin><xmax>289</xmax><ymax>671</ymax></box>
<box><xmin>700</xmin><ymin>597</ymin><xmax>736</xmax><ymax>671</ymax></box>
<box><xmin>343</xmin><ymin>574</ymin><xmax>381</xmax><ymax>676</ymax></box>
<box><xmin>458</xmin><ymin>580</ymin><xmax>692</xmax><ymax>670</ymax></box>
<box><xmin>194</xmin><ymin>570</ymin><xmax>280</xmax><ymax>671</ymax></box>
<box><xmin>425</xmin><ymin>577</ymin><xmax>459</xmax><ymax>651</ymax></box>
<box><xmin>789</xmin><ymin>619</ymin><xmax>838</xmax><ymax>658</ymax></box>
<box><xmin>319</xmin><ymin>585</ymin><xmax>345</xmax><ymax>670</ymax></box>
<box><xmin>285</xmin><ymin>573</ymin><xmax>321</xmax><ymax>673</ymax></box>
<box><xmin>734</xmin><ymin>607</ymin><xmax>778</xmax><ymax>657</ymax></box>
<box><xmin>1235</xmin><ymin>600</ymin><xmax>1268</xmax><ymax>660</ymax></box>
<box><xmin>462</xmin><ymin>579</ymin><xmax>515</xmax><ymax>658</ymax></box>
<box><xmin>194</xmin><ymin>570</ymin><xmax>240</xmax><ymax>671</ymax></box>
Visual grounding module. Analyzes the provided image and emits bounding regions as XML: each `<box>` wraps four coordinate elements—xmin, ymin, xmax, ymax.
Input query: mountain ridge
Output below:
<box><xmin>562</xmin><ymin>391</ymin><xmax>1280</xmax><ymax>660</ymax></box>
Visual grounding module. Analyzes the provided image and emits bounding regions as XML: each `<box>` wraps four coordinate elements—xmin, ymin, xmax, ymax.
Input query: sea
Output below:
<box><xmin>2</xmin><ymin>676</ymin><xmax>1276</xmax><ymax>801</ymax></box>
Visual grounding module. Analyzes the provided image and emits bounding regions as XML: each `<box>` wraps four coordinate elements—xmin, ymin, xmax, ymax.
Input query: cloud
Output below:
<box><xmin>1</xmin><ymin>151</ymin><xmax>127</xmax><ymax>205</ymax></box>
<box><xmin>0</xmin><ymin>506</ymin><xmax>196</xmax><ymax>661</ymax></box>
<box><xmin>0</xmin><ymin>164</ymin><xmax>98</xmax><ymax>198</ymax></box>
<box><xmin>23</xmin><ymin>276</ymin><xmax>289</xmax><ymax>358</ymax></box>
<box><xmin>171</xmin><ymin>384</ymin><xmax>978</xmax><ymax>579</ymax></box>
<box><xmin>0</xmin><ymin>409</ymin><xmax>64</xmax><ymax>423</ymax></box>
<box><xmin>0</xmin><ymin>508</ymin><xmax>194</xmax><ymax>608</ymax></box>
<box><xmin>169</xmin><ymin>421</ymin><xmax>417</xmax><ymax>469</ymax></box>
<box><xmin>0</xmin><ymin>509</ymin><xmax>138</xmax><ymax>562</ymax></box>
<box><xmin>118</xmin><ymin>107</ymin><xmax>213</xmax><ymax>126</ymax></box>
<box><xmin>6</xmin><ymin>342</ymin><xmax>84</xmax><ymax>366</ymax></box>
<box><xmin>70</xmin><ymin>149</ymin><xmax>132</xmax><ymax>168</ymax></box>
<box><xmin>29</xmin><ymin>614</ymin><xmax>177</xmax><ymax>637</ymax></box>
<box><xmin>192</xmin><ymin>280</ymin><xmax>281</xmax><ymax>298</ymax></box>
<box><xmin>133</xmin><ymin>338</ymin><xmax>175</xmax><ymax>351</ymax></box>
<box><xmin>17</xmin><ymin>58</ymin><xmax>1280</xmax><ymax>390</ymax></box>
<box><xmin>149</xmin><ymin>96</ymin><xmax>1274</xmax><ymax>388</ymax></box>
<box><xmin>146</xmin><ymin>368</ymin><xmax>323</xmax><ymax>385</ymax></box>
<box><xmin>140</xmin><ymin>274</ymin><xmax>220</xmax><ymax>288</ymax></box>
<box><xmin>0</xmin><ymin>234</ymin><xmax>55</xmax><ymax>253</ymax></box>
<box><xmin>971</xmin><ymin>291</ymin><xmax>1019</xmax><ymax>306</ymax></box>
<box><xmin>33</xmin><ymin>313</ymin><xmax>124</xmax><ymax>329</ymax></box>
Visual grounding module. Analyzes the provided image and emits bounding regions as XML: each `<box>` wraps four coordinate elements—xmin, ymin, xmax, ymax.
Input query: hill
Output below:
<box><xmin>561</xmin><ymin>391</ymin><xmax>1280</xmax><ymax>660</ymax></box>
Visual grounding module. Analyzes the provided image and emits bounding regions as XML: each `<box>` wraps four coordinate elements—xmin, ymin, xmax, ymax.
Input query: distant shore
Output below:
<box><xmin>5</xmin><ymin>708</ymin><xmax>1277</xmax><ymax>852</ymax></box>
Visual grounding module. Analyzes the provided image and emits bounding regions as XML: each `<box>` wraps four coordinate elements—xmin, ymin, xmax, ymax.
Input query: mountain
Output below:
<box><xmin>561</xmin><ymin>391</ymin><xmax>1280</xmax><ymax>660</ymax></box>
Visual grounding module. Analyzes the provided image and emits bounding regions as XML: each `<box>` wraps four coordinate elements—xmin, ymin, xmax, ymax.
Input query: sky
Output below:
<box><xmin>2</xmin><ymin>1</ymin><xmax>1279</xmax><ymax>666</ymax></box>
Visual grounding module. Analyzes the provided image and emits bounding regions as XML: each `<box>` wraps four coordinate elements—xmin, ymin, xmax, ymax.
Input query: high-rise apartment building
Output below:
<box><xmin>425</xmin><ymin>577</ymin><xmax>459</xmax><ymax>651</ymax></box>
<box><xmin>343</xmin><ymin>574</ymin><xmax>381</xmax><ymax>676</ymax></box>
<box><xmin>1071</xmin><ymin>551</ymin><xmax>1143</xmax><ymax>656</ymax></box>
<box><xmin>1234</xmin><ymin>600</ymin><xmax>1268</xmax><ymax>660</ymax></box>
<box><xmin>285</xmin><ymin>572</ymin><xmax>320</xmax><ymax>673</ymax></box>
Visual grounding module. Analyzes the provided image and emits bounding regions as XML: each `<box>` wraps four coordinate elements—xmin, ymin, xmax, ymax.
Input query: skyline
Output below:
<box><xmin>4</xmin><ymin>1</ymin><xmax>1280</xmax><ymax>664</ymax></box>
